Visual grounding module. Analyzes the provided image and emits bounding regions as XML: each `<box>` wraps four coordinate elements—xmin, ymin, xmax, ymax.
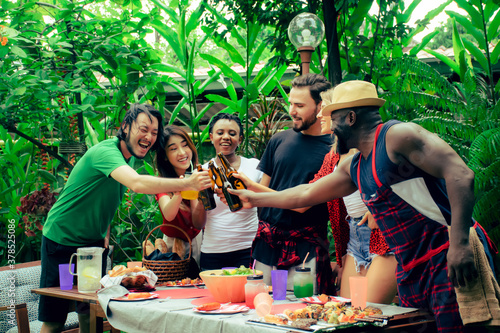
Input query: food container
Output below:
<box><xmin>200</xmin><ymin>269</ymin><xmax>263</xmax><ymax>303</ymax></box>
<box><xmin>245</xmin><ymin>275</ymin><xmax>268</xmax><ymax>308</ymax></box>
<box><xmin>293</xmin><ymin>267</ymin><xmax>313</xmax><ymax>298</ymax></box>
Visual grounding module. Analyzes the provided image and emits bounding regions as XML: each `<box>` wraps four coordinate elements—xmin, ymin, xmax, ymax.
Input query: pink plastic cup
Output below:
<box><xmin>254</xmin><ymin>292</ymin><xmax>273</xmax><ymax>317</ymax></box>
<box><xmin>349</xmin><ymin>276</ymin><xmax>368</xmax><ymax>309</ymax></box>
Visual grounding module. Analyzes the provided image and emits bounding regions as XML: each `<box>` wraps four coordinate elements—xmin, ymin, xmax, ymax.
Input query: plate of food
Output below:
<box><xmin>300</xmin><ymin>294</ymin><xmax>331</xmax><ymax>305</ymax></box>
<box><xmin>193</xmin><ymin>302</ymin><xmax>250</xmax><ymax>314</ymax></box>
<box><xmin>248</xmin><ymin>302</ymin><xmax>387</xmax><ymax>331</ymax></box>
<box><xmin>159</xmin><ymin>277</ymin><xmax>204</xmax><ymax>287</ymax></box>
<box><xmin>175</xmin><ymin>282</ymin><xmax>205</xmax><ymax>288</ymax></box>
<box><xmin>112</xmin><ymin>292</ymin><xmax>159</xmax><ymax>301</ymax></box>
<box><xmin>300</xmin><ymin>295</ymin><xmax>351</xmax><ymax>305</ymax></box>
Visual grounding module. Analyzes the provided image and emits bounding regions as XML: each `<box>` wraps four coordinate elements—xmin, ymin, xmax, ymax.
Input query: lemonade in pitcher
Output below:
<box><xmin>78</xmin><ymin>263</ymin><xmax>101</xmax><ymax>293</ymax></box>
<box><xmin>69</xmin><ymin>247</ymin><xmax>104</xmax><ymax>293</ymax></box>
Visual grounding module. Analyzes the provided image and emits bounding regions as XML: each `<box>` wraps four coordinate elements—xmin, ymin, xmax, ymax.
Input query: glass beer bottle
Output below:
<box><xmin>218</xmin><ymin>166</ymin><xmax>243</xmax><ymax>212</ymax></box>
<box><xmin>208</xmin><ymin>160</ymin><xmax>223</xmax><ymax>189</ymax></box>
<box><xmin>196</xmin><ymin>164</ymin><xmax>216</xmax><ymax>211</ymax></box>
<box><xmin>217</xmin><ymin>152</ymin><xmax>246</xmax><ymax>190</ymax></box>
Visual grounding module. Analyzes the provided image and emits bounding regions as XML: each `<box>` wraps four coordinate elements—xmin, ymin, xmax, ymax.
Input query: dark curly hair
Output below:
<box><xmin>116</xmin><ymin>103</ymin><xmax>164</xmax><ymax>151</ymax></box>
<box><xmin>208</xmin><ymin>112</ymin><xmax>244</xmax><ymax>138</ymax></box>
<box><xmin>156</xmin><ymin>125</ymin><xmax>198</xmax><ymax>178</ymax></box>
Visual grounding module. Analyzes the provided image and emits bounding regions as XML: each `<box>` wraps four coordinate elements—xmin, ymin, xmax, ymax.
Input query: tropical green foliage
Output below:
<box><xmin>244</xmin><ymin>94</ymin><xmax>291</xmax><ymax>158</ymax></box>
<box><xmin>383</xmin><ymin>1</ymin><xmax>500</xmax><ymax>245</ymax></box>
<box><xmin>467</xmin><ymin>128</ymin><xmax>500</xmax><ymax>246</ymax></box>
<box><xmin>200</xmin><ymin>3</ymin><xmax>291</xmax><ymax>157</ymax></box>
<box><xmin>148</xmin><ymin>0</ymin><xmax>222</xmax><ymax>162</ymax></box>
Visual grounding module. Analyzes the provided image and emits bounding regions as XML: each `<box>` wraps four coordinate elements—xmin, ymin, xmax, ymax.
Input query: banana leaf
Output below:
<box><xmin>422</xmin><ymin>49</ymin><xmax>460</xmax><ymax>76</ymax></box>
<box><xmin>149</xmin><ymin>0</ymin><xmax>179</xmax><ymax>24</ymax></box>
<box><xmin>462</xmin><ymin>39</ymin><xmax>489</xmax><ymax>74</ymax></box>
<box><xmin>199</xmin><ymin>53</ymin><xmax>246</xmax><ymax>87</ymax></box>
<box><xmin>204</xmin><ymin>94</ymin><xmax>242</xmax><ymax>112</ymax></box>
<box><xmin>447</xmin><ymin>11</ymin><xmax>486</xmax><ymax>49</ymax></box>
<box><xmin>487</xmin><ymin>8</ymin><xmax>500</xmax><ymax>42</ymax></box>
<box><xmin>454</xmin><ymin>0</ymin><xmax>484</xmax><ymax>29</ymax></box>
<box><xmin>185</xmin><ymin>2</ymin><xmax>205</xmax><ymax>37</ymax></box>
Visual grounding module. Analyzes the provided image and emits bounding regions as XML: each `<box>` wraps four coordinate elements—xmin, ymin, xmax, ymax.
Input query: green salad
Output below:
<box><xmin>221</xmin><ymin>265</ymin><xmax>254</xmax><ymax>276</ymax></box>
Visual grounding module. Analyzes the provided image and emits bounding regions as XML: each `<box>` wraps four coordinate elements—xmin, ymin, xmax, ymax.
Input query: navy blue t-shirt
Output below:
<box><xmin>254</xmin><ymin>129</ymin><xmax>331</xmax><ymax>265</ymax></box>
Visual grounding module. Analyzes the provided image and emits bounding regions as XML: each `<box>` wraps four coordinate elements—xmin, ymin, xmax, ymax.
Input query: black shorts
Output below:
<box><xmin>38</xmin><ymin>236</ymin><xmax>108</xmax><ymax>323</ymax></box>
<box><xmin>200</xmin><ymin>248</ymin><xmax>251</xmax><ymax>271</ymax></box>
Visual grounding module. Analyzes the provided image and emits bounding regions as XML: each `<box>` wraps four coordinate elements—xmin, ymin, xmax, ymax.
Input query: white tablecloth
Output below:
<box><xmin>100</xmin><ymin>289</ymin><xmax>419</xmax><ymax>333</ymax></box>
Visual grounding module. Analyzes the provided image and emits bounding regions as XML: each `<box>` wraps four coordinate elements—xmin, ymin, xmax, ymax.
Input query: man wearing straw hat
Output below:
<box><xmin>231</xmin><ymin>80</ymin><xmax>497</xmax><ymax>332</ymax></box>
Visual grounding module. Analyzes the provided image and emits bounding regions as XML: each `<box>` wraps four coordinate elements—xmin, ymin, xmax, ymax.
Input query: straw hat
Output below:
<box><xmin>322</xmin><ymin>80</ymin><xmax>385</xmax><ymax>116</ymax></box>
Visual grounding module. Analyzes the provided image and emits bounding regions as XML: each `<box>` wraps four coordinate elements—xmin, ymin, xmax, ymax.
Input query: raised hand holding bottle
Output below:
<box><xmin>217</xmin><ymin>153</ymin><xmax>246</xmax><ymax>190</ymax></box>
<box><xmin>197</xmin><ymin>164</ymin><xmax>216</xmax><ymax>211</ymax></box>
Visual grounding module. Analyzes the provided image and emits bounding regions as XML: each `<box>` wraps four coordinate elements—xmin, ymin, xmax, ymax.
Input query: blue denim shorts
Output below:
<box><xmin>346</xmin><ymin>216</ymin><xmax>375</xmax><ymax>272</ymax></box>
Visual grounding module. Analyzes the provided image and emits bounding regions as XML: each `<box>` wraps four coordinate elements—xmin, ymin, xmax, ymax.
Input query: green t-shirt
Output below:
<box><xmin>43</xmin><ymin>137</ymin><xmax>135</xmax><ymax>246</ymax></box>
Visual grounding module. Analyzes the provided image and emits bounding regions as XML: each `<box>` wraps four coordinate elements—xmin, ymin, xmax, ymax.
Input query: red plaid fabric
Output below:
<box><xmin>362</xmin><ymin>184</ymin><xmax>450</xmax><ymax>274</ymax></box>
<box><xmin>397</xmin><ymin>250</ymin><xmax>462</xmax><ymax>333</ymax></box>
<box><xmin>254</xmin><ymin>221</ymin><xmax>335</xmax><ymax>295</ymax></box>
<box><xmin>355</xmin><ymin>123</ymin><xmax>462</xmax><ymax>332</ymax></box>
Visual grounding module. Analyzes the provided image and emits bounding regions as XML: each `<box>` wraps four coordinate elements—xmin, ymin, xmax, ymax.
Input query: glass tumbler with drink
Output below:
<box><xmin>180</xmin><ymin>171</ymin><xmax>198</xmax><ymax>200</ymax></box>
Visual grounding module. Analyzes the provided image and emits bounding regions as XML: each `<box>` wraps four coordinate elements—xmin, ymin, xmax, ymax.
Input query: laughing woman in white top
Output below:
<box><xmin>200</xmin><ymin>113</ymin><xmax>263</xmax><ymax>270</ymax></box>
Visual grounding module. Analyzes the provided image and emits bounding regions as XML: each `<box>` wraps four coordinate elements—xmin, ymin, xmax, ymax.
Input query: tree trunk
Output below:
<box><xmin>323</xmin><ymin>0</ymin><xmax>342</xmax><ymax>85</ymax></box>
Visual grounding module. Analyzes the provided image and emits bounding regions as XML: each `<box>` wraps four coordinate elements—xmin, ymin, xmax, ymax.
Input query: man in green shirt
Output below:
<box><xmin>39</xmin><ymin>103</ymin><xmax>211</xmax><ymax>333</ymax></box>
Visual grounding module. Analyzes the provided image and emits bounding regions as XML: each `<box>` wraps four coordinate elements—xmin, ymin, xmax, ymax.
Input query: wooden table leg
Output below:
<box><xmin>90</xmin><ymin>303</ymin><xmax>104</xmax><ymax>333</ymax></box>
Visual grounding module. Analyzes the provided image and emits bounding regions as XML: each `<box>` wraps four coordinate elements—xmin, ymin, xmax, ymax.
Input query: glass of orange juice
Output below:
<box><xmin>180</xmin><ymin>172</ymin><xmax>198</xmax><ymax>200</ymax></box>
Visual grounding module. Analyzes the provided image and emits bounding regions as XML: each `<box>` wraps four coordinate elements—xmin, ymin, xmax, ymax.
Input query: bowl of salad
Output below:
<box><xmin>200</xmin><ymin>266</ymin><xmax>264</xmax><ymax>303</ymax></box>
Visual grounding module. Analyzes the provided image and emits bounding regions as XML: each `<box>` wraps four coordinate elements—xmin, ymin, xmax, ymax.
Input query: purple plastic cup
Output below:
<box><xmin>59</xmin><ymin>263</ymin><xmax>75</xmax><ymax>290</ymax></box>
<box><xmin>271</xmin><ymin>270</ymin><xmax>288</xmax><ymax>300</ymax></box>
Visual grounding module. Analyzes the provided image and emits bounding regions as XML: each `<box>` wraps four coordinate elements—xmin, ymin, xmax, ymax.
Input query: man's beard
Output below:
<box><xmin>124</xmin><ymin>134</ymin><xmax>146</xmax><ymax>159</ymax></box>
<box><xmin>334</xmin><ymin>128</ymin><xmax>351</xmax><ymax>155</ymax></box>
<box><xmin>292</xmin><ymin>112</ymin><xmax>317</xmax><ymax>132</ymax></box>
<box><xmin>336</xmin><ymin>136</ymin><xmax>350</xmax><ymax>155</ymax></box>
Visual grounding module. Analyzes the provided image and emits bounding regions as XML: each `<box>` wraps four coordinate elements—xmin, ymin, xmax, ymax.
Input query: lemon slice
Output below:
<box><xmin>81</xmin><ymin>267</ymin><xmax>100</xmax><ymax>279</ymax></box>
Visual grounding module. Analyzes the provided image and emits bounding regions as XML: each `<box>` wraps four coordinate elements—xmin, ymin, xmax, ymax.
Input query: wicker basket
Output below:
<box><xmin>142</xmin><ymin>224</ymin><xmax>192</xmax><ymax>282</ymax></box>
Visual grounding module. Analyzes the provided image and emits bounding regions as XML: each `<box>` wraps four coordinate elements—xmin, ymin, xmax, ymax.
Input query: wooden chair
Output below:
<box><xmin>0</xmin><ymin>304</ymin><xmax>29</xmax><ymax>333</ymax></box>
<box><xmin>0</xmin><ymin>261</ymin><xmax>118</xmax><ymax>333</ymax></box>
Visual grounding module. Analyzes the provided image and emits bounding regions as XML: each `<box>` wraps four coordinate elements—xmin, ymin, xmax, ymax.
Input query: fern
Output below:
<box><xmin>468</xmin><ymin>128</ymin><xmax>500</xmax><ymax>239</ymax></box>
<box><xmin>468</xmin><ymin>128</ymin><xmax>500</xmax><ymax>167</ymax></box>
<box><xmin>472</xmin><ymin>160</ymin><xmax>500</xmax><ymax>193</ymax></box>
<box><xmin>472</xmin><ymin>187</ymin><xmax>500</xmax><ymax>246</ymax></box>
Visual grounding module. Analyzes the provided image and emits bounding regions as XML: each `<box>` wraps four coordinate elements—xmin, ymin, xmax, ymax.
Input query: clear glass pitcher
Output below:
<box><xmin>69</xmin><ymin>247</ymin><xmax>104</xmax><ymax>293</ymax></box>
